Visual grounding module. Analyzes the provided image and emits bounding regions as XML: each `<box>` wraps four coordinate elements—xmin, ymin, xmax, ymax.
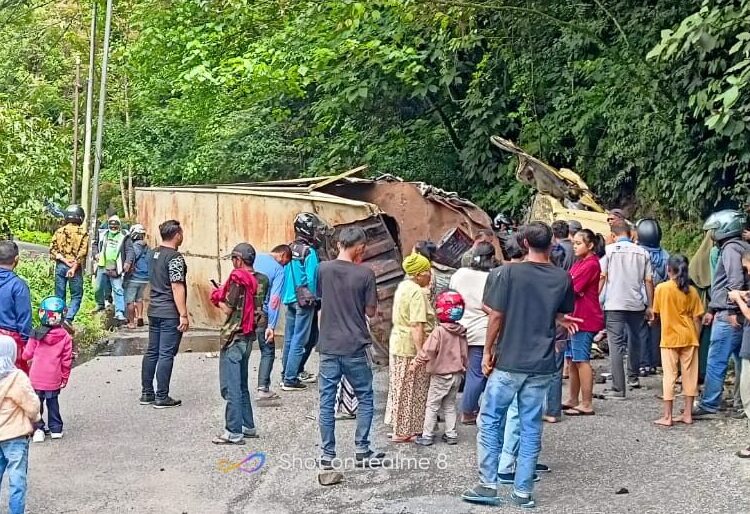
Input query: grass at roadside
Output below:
<box><xmin>15</xmin><ymin>257</ymin><xmax>108</xmax><ymax>354</ymax></box>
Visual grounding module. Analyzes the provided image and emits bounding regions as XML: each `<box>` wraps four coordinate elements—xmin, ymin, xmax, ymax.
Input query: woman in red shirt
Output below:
<box><xmin>563</xmin><ymin>229</ymin><xmax>605</xmax><ymax>416</ymax></box>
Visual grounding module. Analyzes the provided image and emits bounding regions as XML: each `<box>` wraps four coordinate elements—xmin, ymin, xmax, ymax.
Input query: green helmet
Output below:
<box><xmin>703</xmin><ymin>209</ymin><xmax>746</xmax><ymax>241</ymax></box>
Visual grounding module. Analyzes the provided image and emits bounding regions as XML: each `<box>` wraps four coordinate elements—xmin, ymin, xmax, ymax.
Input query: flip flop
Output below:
<box><xmin>563</xmin><ymin>407</ymin><xmax>595</xmax><ymax>416</ymax></box>
<box><xmin>561</xmin><ymin>403</ymin><xmax>575</xmax><ymax>410</ymax></box>
<box><xmin>391</xmin><ymin>435</ymin><xmax>417</xmax><ymax>443</ymax></box>
<box><xmin>736</xmin><ymin>447</ymin><xmax>750</xmax><ymax>458</ymax></box>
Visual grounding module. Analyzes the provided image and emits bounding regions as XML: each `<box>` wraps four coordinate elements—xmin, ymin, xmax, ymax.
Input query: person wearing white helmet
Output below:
<box><xmin>124</xmin><ymin>224</ymin><xmax>150</xmax><ymax>329</ymax></box>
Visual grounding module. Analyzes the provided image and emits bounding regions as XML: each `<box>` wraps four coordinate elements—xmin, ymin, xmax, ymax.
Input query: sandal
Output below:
<box><xmin>564</xmin><ymin>407</ymin><xmax>595</xmax><ymax>416</ymax></box>
<box><xmin>212</xmin><ymin>435</ymin><xmax>245</xmax><ymax>445</ymax></box>
<box><xmin>391</xmin><ymin>435</ymin><xmax>417</xmax><ymax>443</ymax></box>
<box><xmin>736</xmin><ymin>447</ymin><xmax>750</xmax><ymax>458</ymax></box>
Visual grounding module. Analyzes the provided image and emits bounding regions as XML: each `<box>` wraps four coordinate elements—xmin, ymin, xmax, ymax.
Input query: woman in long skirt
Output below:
<box><xmin>388</xmin><ymin>253</ymin><xmax>435</xmax><ymax>442</ymax></box>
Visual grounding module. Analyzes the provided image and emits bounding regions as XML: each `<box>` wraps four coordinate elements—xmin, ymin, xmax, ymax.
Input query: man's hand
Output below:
<box><xmin>264</xmin><ymin>328</ymin><xmax>274</xmax><ymax>343</ymax></box>
<box><xmin>645</xmin><ymin>308</ymin><xmax>655</xmax><ymax>323</ymax></box>
<box><xmin>728</xmin><ymin>314</ymin><xmax>742</xmax><ymax>329</ymax></box>
<box><xmin>557</xmin><ymin>314</ymin><xmax>584</xmax><ymax>336</ymax></box>
<box><xmin>743</xmin><ymin>229</ymin><xmax>750</xmax><ymax>242</ymax></box>
<box><xmin>702</xmin><ymin>312</ymin><xmax>714</xmax><ymax>326</ymax></box>
<box><xmin>123</xmin><ymin>262</ymin><xmax>131</xmax><ymax>274</ymax></box>
<box><xmin>482</xmin><ymin>352</ymin><xmax>495</xmax><ymax>377</ymax></box>
<box><xmin>728</xmin><ymin>290</ymin><xmax>749</xmax><ymax>304</ymax></box>
<box><xmin>178</xmin><ymin>315</ymin><xmax>190</xmax><ymax>333</ymax></box>
<box><xmin>60</xmin><ymin>381</ymin><xmax>67</xmax><ymax>389</ymax></box>
<box><xmin>65</xmin><ymin>265</ymin><xmax>78</xmax><ymax>278</ymax></box>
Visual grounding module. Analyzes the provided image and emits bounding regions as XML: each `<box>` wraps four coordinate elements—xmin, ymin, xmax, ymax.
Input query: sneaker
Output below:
<box><xmin>692</xmin><ymin>405</ymin><xmax>717</xmax><ymax>418</ymax></box>
<box><xmin>50</xmin><ymin>432</ymin><xmax>63</xmax><ymax>440</ymax></box>
<box><xmin>497</xmin><ymin>473</ymin><xmax>540</xmax><ymax>484</ymax></box>
<box><xmin>257</xmin><ymin>390</ymin><xmax>280</xmax><ymax>401</ymax></box>
<box><xmin>335</xmin><ymin>411</ymin><xmax>356</xmax><ymax>420</ymax></box>
<box><xmin>535</xmin><ymin>463</ymin><xmax>551</xmax><ymax>473</ymax></box>
<box><xmin>298</xmin><ymin>371</ymin><xmax>317</xmax><ymax>384</ymax></box>
<box><xmin>731</xmin><ymin>409</ymin><xmax>747</xmax><ymax>420</ymax></box>
<box><xmin>627</xmin><ymin>378</ymin><xmax>641</xmax><ymax>389</ymax></box>
<box><xmin>414</xmin><ymin>436</ymin><xmax>434</xmax><ymax>446</ymax></box>
<box><xmin>441</xmin><ymin>434</ymin><xmax>458</xmax><ymax>445</ymax></box>
<box><xmin>139</xmin><ymin>394</ymin><xmax>155</xmax><ymax>405</ymax></box>
<box><xmin>32</xmin><ymin>429</ymin><xmax>45</xmax><ymax>443</ymax></box>
<box><xmin>281</xmin><ymin>381</ymin><xmax>307</xmax><ymax>391</ymax></box>
<box><xmin>114</xmin><ymin>312</ymin><xmax>127</xmax><ymax>322</ymax></box>
<box><xmin>355</xmin><ymin>450</ymin><xmax>387</xmax><ymax>468</ymax></box>
<box><xmin>153</xmin><ymin>397</ymin><xmax>182</xmax><ymax>409</ymax></box>
<box><xmin>639</xmin><ymin>367</ymin><xmax>648</xmax><ymax>378</ymax></box>
<box><xmin>461</xmin><ymin>484</ymin><xmax>503</xmax><ymax>506</ymax></box>
<box><xmin>509</xmin><ymin>491</ymin><xmax>536</xmax><ymax>509</ymax></box>
<box><xmin>319</xmin><ymin>457</ymin><xmax>334</xmax><ymax>471</ymax></box>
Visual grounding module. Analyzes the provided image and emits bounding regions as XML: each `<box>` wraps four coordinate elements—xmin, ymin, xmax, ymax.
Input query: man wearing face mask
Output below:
<box><xmin>316</xmin><ymin>226</ymin><xmax>383</xmax><ymax>469</ymax></box>
<box><xmin>93</xmin><ymin>215</ymin><xmax>130</xmax><ymax>322</ymax></box>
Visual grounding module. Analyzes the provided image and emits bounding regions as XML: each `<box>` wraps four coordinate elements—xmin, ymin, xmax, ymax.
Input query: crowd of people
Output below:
<box><xmin>2</xmin><ymin>198</ymin><xmax>750</xmax><ymax>512</ymax></box>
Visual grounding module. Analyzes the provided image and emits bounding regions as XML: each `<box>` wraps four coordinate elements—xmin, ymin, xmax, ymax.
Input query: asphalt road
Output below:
<box><xmin>21</xmin><ymin>352</ymin><xmax>750</xmax><ymax>514</ymax></box>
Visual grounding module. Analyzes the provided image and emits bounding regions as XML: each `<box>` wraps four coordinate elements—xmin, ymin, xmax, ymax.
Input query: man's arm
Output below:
<box><xmin>365</xmin><ymin>270</ymin><xmax>377</xmax><ymax>318</ymax></box>
<box><xmin>645</xmin><ymin>278</ymin><xmax>655</xmax><ymax>319</ymax></box>
<box><xmin>267</xmin><ymin>267</ymin><xmax>284</xmax><ymax>329</ymax></box>
<box><xmin>168</xmin><ymin>255</ymin><xmax>189</xmax><ymax>332</ymax></box>
<box><xmin>15</xmin><ymin>282</ymin><xmax>32</xmax><ymax>342</ymax></box>
<box><xmin>76</xmin><ymin>232</ymin><xmax>90</xmax><ymax>265</ymax></box>
<box><xmin>483</xmin><ymin>309</ymin><xmax>505</xmax><ymax>376</ymax></box>
<box><xmin>304</xmin><ymin>251</ymin><xmax>319</xmax><ymax>296</ymax></box>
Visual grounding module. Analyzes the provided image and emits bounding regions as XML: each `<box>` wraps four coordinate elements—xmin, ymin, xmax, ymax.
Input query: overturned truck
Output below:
<box><xmin>135</xmin><ymin>167</ymin><xmax>493</xmax><ymax>363</ymax></box>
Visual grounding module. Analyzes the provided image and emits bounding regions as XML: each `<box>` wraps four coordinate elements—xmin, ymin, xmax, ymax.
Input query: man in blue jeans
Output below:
<box><xmin>210</xmin><ymin>243</ymin><xmax>262</xmax><ymax>444</ymax></box>
<box><xmin>49</xmin><ymin>204</ymin><xmax>89</xmax><ymax>327</ymax></box>
<box><xmin>317</xmin><ymin>226</ymin><xmax>384</xmax><ymax>469</ymax></box>
<box><xmin>141</xmin><ymin>220</ymin><xmax>189</xmax><ymax>409</ymax></box>
<box><xmin>694</xmin><ymin>210</ymin><xmax>749</xmax><ymax>418</ymax></box>
<box><xmin>462</xmin><ymin>222</ymin><xmax>576</xmax><ymax>509</ymax></box>
<box><xmin>281</xmin><ymin>212</ymin><xmax>326</xmax><ymax>391</ymax></box>
<box><xmin>253</xmin><ymin>245</ymin><xmax>291</xmax><ymax>399</ymax></box>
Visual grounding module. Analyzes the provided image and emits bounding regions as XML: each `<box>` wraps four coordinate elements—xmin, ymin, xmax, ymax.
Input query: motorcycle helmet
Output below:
<box><xmin>293</xmin><ymin>212</ymin><xmax>331</xmax><ymax>248</ymax></box>
<box><xmin>63</xmin><ymin>204</ymin><xmax>85</xmax><ymax>225</ymax></box>
<box><xmin>129</xmin><ymin>224</ymin><xmax>146</xmax><ymax>240</ymax></box>
<box><xmin>493</xmin><ymin>213</ymin><xmax>512</xmax><ymax>230</ymax></box>
<box><xmin>38</xmin><ymin>296</ymin><xmax>67</xmax><ymax>327</ymax></box>
<box><xmin>435</xmin><ymin>290</ymin><xmax>465</xmax><ymax>323</ymax></box>
<box><xmin>703</xmin><ymin>210</ymin><xmax>746</xmax><ymax>242</ymax></box>
<box><xmin>635</xmin><ymin>218</ymin><xmax>662</xmax><ymax>247</ymax></box>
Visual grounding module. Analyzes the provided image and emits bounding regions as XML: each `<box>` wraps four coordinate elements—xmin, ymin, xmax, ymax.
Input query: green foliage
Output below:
<box><xmin>15</xmin><ymin>257</ymin><xmax>107</xmax><ymax>351</ymax></box>
<box><xmin>15</xmin><ymin>230</ymin><xmax>53</xmax><ymax>246</ymax></box>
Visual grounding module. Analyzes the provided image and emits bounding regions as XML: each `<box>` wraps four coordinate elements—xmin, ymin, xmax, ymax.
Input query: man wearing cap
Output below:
<box><xmin>210</xmin><ymin>243</ymin><xmax>266</xmax><ymax>444</ymax></box>
<box><xmin>93</xmin><ymin>215</ymin><xmax>129</xmax><ymax>322</ymax></box>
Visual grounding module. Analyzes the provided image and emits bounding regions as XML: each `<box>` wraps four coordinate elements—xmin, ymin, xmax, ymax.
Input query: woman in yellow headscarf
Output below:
<box><xmin>386</xmin><ymin>253</ymin><xmax>436</xmax><ymax>442</ymax></box>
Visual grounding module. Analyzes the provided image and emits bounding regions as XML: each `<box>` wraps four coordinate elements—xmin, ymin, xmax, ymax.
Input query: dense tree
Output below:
<box><xmin>1</xmin><ymin>0</ymin><xmax>749</xmax><ymax>231</ymax></box>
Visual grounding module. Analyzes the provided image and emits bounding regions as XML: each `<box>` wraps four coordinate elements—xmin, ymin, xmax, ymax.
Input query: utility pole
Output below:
<box><xmin>87</xmin><ymin>0</ymin><xmax>114</xmax><ymax>274</ymax></box>
<box><xmin>71</xmin><ymin>55</ymin><xmax>81</xmax><ymax>203</ymax></box>
<box><xmin>81</xmin><ymin>1</ymin><xmax>97</xmax><ymax>221</ymax></box>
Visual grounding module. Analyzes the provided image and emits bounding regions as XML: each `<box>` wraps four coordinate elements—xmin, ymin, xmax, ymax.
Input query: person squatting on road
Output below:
<box><xmin>316</xmin><ymin>227</ymin><xmax>385</xmax><ymax>469</ymax></box>
<box><xmin>462</xmin><ymin>221</ymin><xmax>578</xmax><ymax>509</ymax></box>
<box><xmin>652</xmin><ymin>255</ymin><xmax>703</xmax><ymax>427</ymax></box>
<box><xmin>140</xmin><ymin>220</ymin><xmax>189</xmax><ymax>409</ymax></box>
<box><xmin>0</xmin><ymin>241</ymin><xmax>32</xmax><ymax>374</ymax></box>
<box><xmin>210</xmin><ymin>243</ymin><xmax>266</xmax><ymax>445</ymax></box>
<box><xmin>23</xmin><ymin>296</ymin><xmax>73</xmax><ymax>443</ymax></box>
<box><xmin>0</xmin><ymin>335</ymin><xmax>41</xmax><ymax>514</ymax></box>
<box><xmin>413</xmin><ymin>290</ymin><xmax>468</xmax><ymax>447</ymax></box>
<box><xmin>386</xmin><ymin>253</ymin><xmax>435</xmax><ymax>443</ymax></box>
<box><xmin>49</xmin><ymin>204</ymin><xmax>89</xmax><ymax>327</ymax></box>
<box><xmin>694</xmin><ymin>210</ymin><xmax>749</xmax><ymax>419</ymax></box>
<box><xmin>281</xmin><ymin>212</ymin><xmax>325</xmax><ymax>391</ymax></box>
<box><xmin>450</xmin><ymin>241</ymin><xmax>496</xmax><ymax>425</ymax></box>
<box><xmin>251</xmin><ymin>245</ymin><xmax>292</xmax><ymax>400</ymax></box>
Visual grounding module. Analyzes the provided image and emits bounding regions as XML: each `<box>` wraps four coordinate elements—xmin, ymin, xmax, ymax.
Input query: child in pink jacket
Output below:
<box><xmin>22</xmin><ymin>296</ymin><xmax>73</xmax><ymax>442</ymax></box>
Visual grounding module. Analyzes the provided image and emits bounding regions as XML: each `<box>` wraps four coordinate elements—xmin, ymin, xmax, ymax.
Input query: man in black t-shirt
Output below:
<box><xmin>316</xmin><ymin>226</ymin><xmax>384</xmax><ymax>469</ymax></box>
<box><xmin>462</xmin><ymin>222</ymin><xmax>577</xmax><ymax>509</ymax></box>
<box><xmin>141</xmin><ymin>220</ymin><xmax>189</xmax><ymax>409</ymax></box>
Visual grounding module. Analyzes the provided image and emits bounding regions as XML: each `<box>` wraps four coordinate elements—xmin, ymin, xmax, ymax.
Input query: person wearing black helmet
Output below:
<box><xmin>49</xmin><ymin>205</ymin><xmax>89</xmax><ymax>325</ymax></box>
<box><xmin>280</xmin><ymin>212</ymin><xmax>328</xmax><ymax>391</ymax></box>
<box><xmin>636</xmin><ymin>218</ymin><xmax>670</xmax><ymax>376</ymax></box>
<box><xmin>693</xmin><ymin>210</ymin><xmax>750</xmax><ymax>419</ymax></box>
